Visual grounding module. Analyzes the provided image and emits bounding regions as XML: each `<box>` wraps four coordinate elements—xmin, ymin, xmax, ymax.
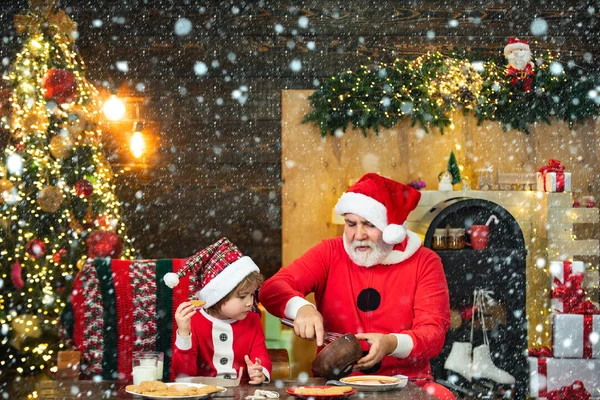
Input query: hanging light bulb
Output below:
<box><xmin>130</xmin><ymin>122</ymin><xmax>145</xmax><ymax>159</ymax></box>
<box><xmin>7</xmin><ymin>153</ymin><xmax>24</xmax><ymax>176</ymax></box>
<box><xmin>102</xmin><ymin>95</ymin><xmax>126</xmax><ymax>120</ymax></box>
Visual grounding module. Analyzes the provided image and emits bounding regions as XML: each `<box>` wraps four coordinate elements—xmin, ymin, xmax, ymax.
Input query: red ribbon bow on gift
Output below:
<box><xmin>546</xmin><ymin>380</ymin><xmax>590</xmax><ymax>400</ymax></box>
<box><xmin>569</xmin><ymin>300</ymin><xmax>600</xmax><ymax>315</ymax></box>
<box><xmin>528</xmin><ymin>346</ymin><xmax>553</xmax><ymax>357</ymax></box>
<box><xmin>538</xmin><ymin>159</ymin><xmax>565</xmax><ymax>174</ymax></box>
<box><xmin>552</xmin><ymin>275</ymin><xmax>586</xmax><ymax>313</ymax></box>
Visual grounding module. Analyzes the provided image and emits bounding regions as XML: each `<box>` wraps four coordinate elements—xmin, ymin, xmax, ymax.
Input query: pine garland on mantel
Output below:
<box><xmin>303</xmin><ymin>51</ymin><xmax>600</xmax><ymax>136</ymax></box>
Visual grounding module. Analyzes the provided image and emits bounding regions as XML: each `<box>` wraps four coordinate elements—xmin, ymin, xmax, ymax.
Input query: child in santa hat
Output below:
<box><xmin>163</xmin><ymin>237</ymin><xmax>272</xmax><ymax>384</ymax></box>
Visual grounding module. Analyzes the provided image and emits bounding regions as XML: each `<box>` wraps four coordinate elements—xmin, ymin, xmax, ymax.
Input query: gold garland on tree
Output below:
<box><xmin>13</xmin><ymin>0</ymin><xmax>77</xmax><ymax>42</ymax></box>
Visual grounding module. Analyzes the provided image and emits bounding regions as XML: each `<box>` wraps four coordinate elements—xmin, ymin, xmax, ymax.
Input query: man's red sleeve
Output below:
<box><xmin>402</xmin><ymin>252</ymin><xmax>450</xmax><ymax>359</ymax></box>
<box><xmin>259</xmin><ymin>240</ymin><xmax>331</xmax><ymax>317</ymax></box>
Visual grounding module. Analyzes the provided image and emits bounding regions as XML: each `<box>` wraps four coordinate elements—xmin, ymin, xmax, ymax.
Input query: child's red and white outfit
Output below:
<box><xmin>172</xmin><ymin>308</ymin><xmax>271</xmax><ymax>381</ymax></box>
<box><xmin>164</xmin><ymin>237</ymin><xmax>272</xmax><ymax>381</ymax></box>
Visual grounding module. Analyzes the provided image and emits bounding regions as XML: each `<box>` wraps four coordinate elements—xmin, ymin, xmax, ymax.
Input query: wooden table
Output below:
<box><xmin>35</xmin><ymin>378</ymin><xmax>438</xmax><ymax>399</ymax></box>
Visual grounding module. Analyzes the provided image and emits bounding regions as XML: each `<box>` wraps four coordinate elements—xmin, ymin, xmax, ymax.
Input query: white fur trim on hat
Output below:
<box><xmin>504</xmin><ymin>42</ymin><xmax>530</xmax><ymax>57</ymax></box>
<box><xmin>335</xmin><ymin>192</ymin><xmax>388</xmax><ymax>231</ymax></box>
<box><xmin>196</xmin><ymin>256</ymin><xmax>260</xmax><ymax>308</ymax></box>
<box><xmin>381</xmin><ymin>231</ymin><xmax>422</xmax><ymax>265</ymax></box>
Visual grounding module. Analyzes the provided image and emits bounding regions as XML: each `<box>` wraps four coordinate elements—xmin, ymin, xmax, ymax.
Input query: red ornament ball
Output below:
<box><xmin>87</xmin><ymin>230</ymin><xmax>122</xmax><ymax>259</ymax></box>
<box><xmin>43</xmin><ymin>69</ymin><xmax>77</xmax><ymax>104</ymax></box>
<box><xmin>26</xmin><ymin>239</ymin><xmax>47</xmax><ymax>259</ymax></box>
<box><xmin>75</xmin><ymin>179</ymin><xmax>93</xmax><ymax>198</ymax></box>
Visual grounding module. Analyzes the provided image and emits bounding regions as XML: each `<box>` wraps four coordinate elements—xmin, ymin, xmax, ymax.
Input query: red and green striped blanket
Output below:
<box><xmin>59</xmin><ymin>258</ymin><xmax>193</xmax><ymax>381</ymax></box>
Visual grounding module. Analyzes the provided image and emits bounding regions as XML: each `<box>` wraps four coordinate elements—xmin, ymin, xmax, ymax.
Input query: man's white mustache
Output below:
<box><xmin>352</xmin><ymin>241</ymin><xmax>373</xmax><ymax>249</ymax></box>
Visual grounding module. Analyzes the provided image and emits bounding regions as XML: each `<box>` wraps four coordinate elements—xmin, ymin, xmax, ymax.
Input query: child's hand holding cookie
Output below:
<box><xmin>174</xmin><ymin>302</ymin><xmax>196</xmax><ymax>337</ymax></box>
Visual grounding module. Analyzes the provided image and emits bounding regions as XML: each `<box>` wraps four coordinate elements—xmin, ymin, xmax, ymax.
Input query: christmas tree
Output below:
<box><xmin>0</xmin><ymin>0</ymin><xmax>135</xmax><ymax>382</ymax></box>
<box><xmin>447</xmin><ymin>151</ymin><xmax>461</xmax><ymax>185</ymax></box>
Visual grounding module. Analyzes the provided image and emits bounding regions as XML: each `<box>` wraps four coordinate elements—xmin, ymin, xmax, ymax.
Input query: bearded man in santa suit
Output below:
<box><xmin>504</xmin><ymin>37</ymin><xmax>535</xmax><ymax>91</ymax></box>
<box><xmin>259</xmin><ymin>173</ymin><xmax>454</xmax><ymax>400</ymax></box>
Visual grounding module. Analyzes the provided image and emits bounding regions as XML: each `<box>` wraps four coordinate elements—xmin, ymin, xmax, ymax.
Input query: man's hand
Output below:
<box><xmin>244</xmin><ymin>355</ymin><xmax>265</xmax><ymax>385</ymax></box>
<box><xmin>294</xmin><ymin>305</ymin><xmax>325</xmax><ymax>346</ymax></box>
<box><xmin>353</xmin><ymin>333</ymin><xmax>397</xmax><ymax>370</ymax></box>
<box><xmin>174</xmin><ymin>302</ymin><xmax>196</xmax><ymax>337</ymax></box>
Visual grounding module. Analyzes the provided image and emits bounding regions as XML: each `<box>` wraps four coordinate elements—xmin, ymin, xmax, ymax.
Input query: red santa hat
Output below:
<box><xmin>504</xmin><ymin>37</ymin><xmax>530</xmax><ymax>57</ymax></box>
<box><xmin>334</xmin><ymin>173</ymin><xmax>421</xmax><ymax>244</ymax></box>
<box><xmin>163</xmin><ymin>237</ymin><xmax>259</xmax><ymax>308</ymax></box>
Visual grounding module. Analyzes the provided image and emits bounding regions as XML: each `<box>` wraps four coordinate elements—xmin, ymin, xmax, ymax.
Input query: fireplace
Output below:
<box><xmin>415</xmin><ymin>197</ymin><xmax>527</xmax><ymax>397</ymax></box>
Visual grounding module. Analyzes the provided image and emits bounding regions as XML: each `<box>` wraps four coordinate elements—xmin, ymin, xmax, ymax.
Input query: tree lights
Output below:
<box><xmin>0</xmin><ymin>0</ymin><xmax>136</xmax><ymax>381</ymax></box>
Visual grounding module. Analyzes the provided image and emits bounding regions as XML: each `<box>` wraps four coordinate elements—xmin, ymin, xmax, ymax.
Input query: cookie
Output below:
<box><xmin>196</xmin><ymin>385</ymin><xmax>221</xmax><ymax>395</ymax></box>
<box><xmin>125</xmin><ymin>385</ymin><xmax>140</xmax><ymax>393</ymax></box>
<box><xmin>139</xmin><ymin>380</ymin><xmax>168</xmax><ymax>393</ymax></box>
<box><xmin>190</xmin><ymin>299</ymin><xmax>206</xmax><ymax>307</ymax></box>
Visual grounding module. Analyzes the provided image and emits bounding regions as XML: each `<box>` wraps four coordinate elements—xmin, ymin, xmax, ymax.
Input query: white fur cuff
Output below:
<box><xmin>284</xmin><ymin>296</ymin><xmax>315</xmax><ymax>320</ymax></box>
<box><xmin>390</xmin><ymin>333</ymin><xmax>413</xmax><ymax>358</ymax></box>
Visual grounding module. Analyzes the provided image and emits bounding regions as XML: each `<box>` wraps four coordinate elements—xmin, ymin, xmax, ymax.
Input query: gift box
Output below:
<box><xmin>550</xmin><ymin>261</ymin><xmax>586</xmax><ymax>312</ymax></box>
<box><xmin>550</xmin><ymin>261</ymin><xmax>586</xmax><ymax>283</ymax></box>
<box><xmin>536</xmin><ymin>171</ymin><xmax>572</xmax><ymax>192</ymax></box>
<box><xmin>529</xmin><ymin>357</ymin><xmax>600</xmax><ymax>397</ymax></box>
<box><xmin>537</xmin><ymin>159</ymin><xmax>571</xmax><ymax>192</ymax></box>
<box><xmin>553</xmin><ymin>314</ymin><xmax>600</xmax><ymax>358</ymax></box>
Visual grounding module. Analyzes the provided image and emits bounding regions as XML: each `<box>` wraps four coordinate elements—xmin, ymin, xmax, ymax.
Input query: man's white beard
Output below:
<box><xmin>508</xmin><ymin>51</ymin><xmax>531</xmax><ymax>70</ymax></box>
<box><xmin>343</xmin><ymin>233</ymin><xmax>394</xmax><ymax>267</ymax></box>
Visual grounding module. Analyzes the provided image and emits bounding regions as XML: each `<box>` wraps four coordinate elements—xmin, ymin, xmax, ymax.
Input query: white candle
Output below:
<box><xmin>133</xmin><ymin>365</ymin><xmax>157</xmax><ymax>385</ymax></box>
<box><xmin>156</xmin><ymin>360</ymin><xmax>164</xmax><ymax>380</ymax></box>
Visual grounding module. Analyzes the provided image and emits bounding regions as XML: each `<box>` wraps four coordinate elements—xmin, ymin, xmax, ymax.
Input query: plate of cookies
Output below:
<box><xmin>339</xmin><ymin>375</ymin><xmax>408</xmax><ymax>392</ymax></box>
<box><xmin>126</xmin><ymin>381</ymin><xmax>226</xmax><ymax>398</ymax></box>
<box><xmin>285</xmin><ymin>385</ymin><xmax>355</xmax><ymax>398</ymax></box>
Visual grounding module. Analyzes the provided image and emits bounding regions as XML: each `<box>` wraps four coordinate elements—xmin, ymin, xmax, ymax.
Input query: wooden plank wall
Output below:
<box><xmin>1</xmin><ymin>0</ymin><xmax>599</xmax><ymax>277</ymax></box>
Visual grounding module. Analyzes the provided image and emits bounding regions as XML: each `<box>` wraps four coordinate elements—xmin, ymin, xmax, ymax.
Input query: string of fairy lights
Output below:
<box><xmin>0</xmin><ymin>9</ymin><xmax>135</xmax><ymax>380</ymax></box>
<box><xmin>304</xmin><ymin>50</ymin><xmax>599</xmax><ymax>136</ymax></box>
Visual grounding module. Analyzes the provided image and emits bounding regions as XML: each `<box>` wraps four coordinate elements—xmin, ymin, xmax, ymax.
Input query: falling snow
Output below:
<box><xmin>0</xmin><ymin>2</ymin><xmax>599</xmax><ymax>397</ymax></box>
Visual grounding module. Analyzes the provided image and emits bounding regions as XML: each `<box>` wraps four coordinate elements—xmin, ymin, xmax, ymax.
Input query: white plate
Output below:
<box><xmin>125</xmin><ymin>382</ymin><xmax>227</xmax><ymax>399</ymax></box>
<box><xmin>339</xmin><ymin>375</ymin><xmax>408</xmax><ymax>392</ymax></box>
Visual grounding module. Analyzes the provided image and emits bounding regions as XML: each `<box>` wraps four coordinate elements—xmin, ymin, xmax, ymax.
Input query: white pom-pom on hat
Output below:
<box><xmin>382</xmin><ymin>224</ymin><xmax>407</xmax><ymax>245</ymax></box>
<box><xmin>163</xmin><ymin>272</ymin><xmax>180</xmax><ymax>289</ymax></box>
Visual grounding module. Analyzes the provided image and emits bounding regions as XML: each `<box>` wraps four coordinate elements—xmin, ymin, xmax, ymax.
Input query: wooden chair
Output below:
<box><xmin>267</xmin><ymin>348</ymin><xmax>290</xmax><ymax>380</ymax></box>
<box><xmin>58</xmin><ymin>258</ymin><xmax>290</xmax><ymax>381</ymax></box>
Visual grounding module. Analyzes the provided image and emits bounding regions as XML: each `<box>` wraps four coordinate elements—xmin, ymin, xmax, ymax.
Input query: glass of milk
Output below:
<box><xmin>132</xmin><ymin>352</ymin><xmax>164</xmax><ymax>384</ymax></box>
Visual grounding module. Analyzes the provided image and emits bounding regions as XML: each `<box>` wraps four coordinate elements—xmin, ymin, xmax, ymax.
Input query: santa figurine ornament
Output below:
<box><xmin>504</xmin><ymin>37</ymin><xmax>534</xmax><ymax>91</ymax></box>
